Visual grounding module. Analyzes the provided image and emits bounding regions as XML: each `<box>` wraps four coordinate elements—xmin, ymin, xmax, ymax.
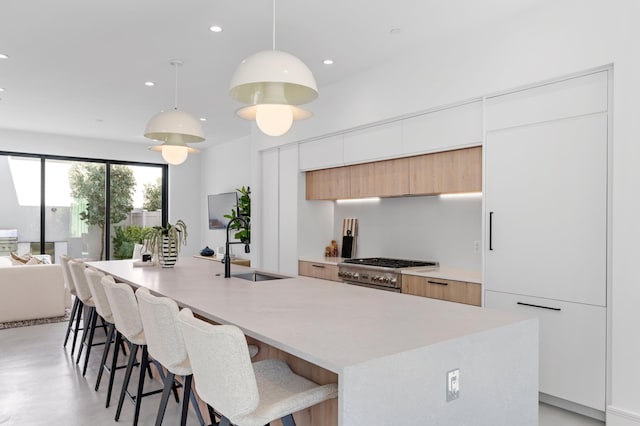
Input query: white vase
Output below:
<box><xmin>158</xmin><ymin>236</ymin><xmax>178</xmax><ymax>268</ymax></box>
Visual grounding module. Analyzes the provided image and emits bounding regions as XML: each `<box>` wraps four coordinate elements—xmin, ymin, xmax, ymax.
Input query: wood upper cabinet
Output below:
<box><xmin>305</xmin><ymin>167</ymin><xmax>350</xmax><ymax>200</ymax></box>
<box><xmin>298</xmin><ymin>261</ymin><xmax>341</xmax><ymax>282</ymax></box>
<box><xmin>402</xmin><ymin>274</ymin><xmax>481</xmax><ymax>306</ymax></box>
<box><xmin>409</xmin><ymin>146</ymin><xmax>482</xmax><ymax>195</ymax></box>
<box><xmin>349</xmin><ymin>158</ymin><xmax>409</xmax><ymax>198</ymax></box>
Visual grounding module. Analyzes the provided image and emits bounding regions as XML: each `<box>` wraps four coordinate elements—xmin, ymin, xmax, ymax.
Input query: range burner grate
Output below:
<box><xmin>343</xmin><ymin>257</ymin><xmax>437</xmax><ymax>269</ymax></box>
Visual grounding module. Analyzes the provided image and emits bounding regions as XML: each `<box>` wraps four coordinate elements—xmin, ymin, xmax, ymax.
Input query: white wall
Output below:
<box><xmin>330</xmin><ymin>196</ymin><xmax>481</xmax><ymax>269</ymax></box>
<box><xmin>0</xmin><ymin>128</ymin><xmax>202</xmax><ymax>257</ymax></box>
<box><xmin>199</xmin><ymin>136</ymin><xmax>252</xmax><ymax>259</ymax></box>
<box><xmin>243</xmin><ymin>1</ymin><xmax>640</xmax><ymax>422</ymax></box>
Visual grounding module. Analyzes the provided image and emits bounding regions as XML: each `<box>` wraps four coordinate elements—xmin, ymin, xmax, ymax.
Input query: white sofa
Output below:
<box><xmin>0</xmin><ymin>263</ymin><xmax>66</xmax><ymax>323</ymax></box>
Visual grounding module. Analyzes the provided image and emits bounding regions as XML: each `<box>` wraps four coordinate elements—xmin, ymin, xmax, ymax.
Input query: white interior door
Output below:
<box><xmin>484</xmin><ymin>113</ymin><xmax>607</xmax><ymax>306</ymax></box>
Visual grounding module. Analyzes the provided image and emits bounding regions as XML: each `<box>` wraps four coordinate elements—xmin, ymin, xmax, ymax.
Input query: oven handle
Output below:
<box><xmin>427</xmin><ymin>280</ymin><xmax>448</xmax><ymax>286</ymax></box>
<box><xmin>311</xmin><ymin>264</ymin><xmax>326</xmax><ymax>269</ymax></box>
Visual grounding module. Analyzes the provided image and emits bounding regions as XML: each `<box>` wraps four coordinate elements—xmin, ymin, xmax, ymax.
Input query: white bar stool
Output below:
<box><xmin>135</xmin><ymin>287</ymin><xmax>205</xmax><ymax>426</ymax></box>
<box><xmin>178</xmin><ymin>308</ymin><xmax>338</xmax><ymax>426</ymax></box>
<box><xmin>61</xmin><ymin>254</ymin><xmax>83</xmax><ymax>355</ymax></box>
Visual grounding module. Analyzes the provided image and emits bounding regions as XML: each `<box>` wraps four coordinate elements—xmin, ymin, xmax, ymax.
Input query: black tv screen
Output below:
<box><xmin>208</xmin><ymin>192</ymin><xmax>238</xmax><ymax>229</ymax></box>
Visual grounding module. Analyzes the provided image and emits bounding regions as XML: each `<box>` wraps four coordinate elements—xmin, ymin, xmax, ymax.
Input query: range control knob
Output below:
<box><xmin>390</xmin><ymin>277</ymin><xmax>398</xmax><ymax>285</ymax></box>
<box><xmin>352</xmin><ymin>273</ymin><xmax>360</xmax><ymax>279</ymax></box>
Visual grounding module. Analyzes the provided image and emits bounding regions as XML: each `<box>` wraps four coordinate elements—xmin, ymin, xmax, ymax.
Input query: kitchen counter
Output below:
<box><xmin>403</xmin><ymin>267</ymin><xmax>482</xmax><ymax>284</ymax></box>
<box><xmin>298</xmin><ymin>255</ymin><xmax>345</xmax><ymax>266</ymax></box>
<box><xmin>87</xmin><ymin>257</ymin><xmax>537</xmax><ymax>425</ymax></box>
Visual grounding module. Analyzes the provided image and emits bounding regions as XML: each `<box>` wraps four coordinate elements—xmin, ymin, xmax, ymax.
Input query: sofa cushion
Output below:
<box><xmin>10</xmin><ymin>251</ymin><xmax>28</xmax><ymax>264</ymax></box>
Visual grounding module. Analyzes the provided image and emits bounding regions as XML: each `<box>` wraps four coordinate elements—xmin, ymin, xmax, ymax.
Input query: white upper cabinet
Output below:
<box><xmin>402</xmin><ymin>101</ymin><xmax>483</xmax><ymax>155</ymax></box>
<box><xmin>485</xmin><ymin>70</ymin><xmax>608</xmax><ymax>131</ymax></box>
<box><xmin>343</xmin><ymin>122</ymin><xmax>402</xmax><ymax>164</ymax></box>
<box><xmin>298</xmin><ymin>135</ymin><xmax>344</xmax><ymax>171</ymax></box>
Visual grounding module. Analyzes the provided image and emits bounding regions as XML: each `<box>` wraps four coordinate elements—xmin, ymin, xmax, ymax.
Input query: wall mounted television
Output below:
<box><xmin>208</xmin><ymin>192</ymin><xmax>238</xmax><ymax>229</ymax></box>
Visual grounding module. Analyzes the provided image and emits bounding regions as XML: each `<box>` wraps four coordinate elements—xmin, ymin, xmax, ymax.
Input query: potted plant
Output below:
<box><xmin>224</xmin><ymin>186</ymin><xmax>251</xmax><ymax>243</ymax></box>
<box><xmin>143</xmin><ymin>219</ymin><xmax>188</xmax><ymax>268</ymax></box>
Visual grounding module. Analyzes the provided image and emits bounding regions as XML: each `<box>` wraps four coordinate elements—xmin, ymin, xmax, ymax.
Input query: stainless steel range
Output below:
<box><xmin>338</xmin><ymin>257</ymin><xmax>439</xmax><ymax>292</ymax></box>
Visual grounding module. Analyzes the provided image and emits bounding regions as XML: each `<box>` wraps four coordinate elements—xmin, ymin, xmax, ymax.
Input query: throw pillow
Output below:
<box><xmin>9</xmin><ymin>256</ymin><xmax>25</xmax><ymax>266</ymax></box>
<box><xmin>9</xmin><ymin>251</ymin><xmax>28</xmax><ymax>264</ymax></box>
<box><xmin>25</xmin><ymin>257</ymin><xmax>39</xmax><ymax>265</ymax></box>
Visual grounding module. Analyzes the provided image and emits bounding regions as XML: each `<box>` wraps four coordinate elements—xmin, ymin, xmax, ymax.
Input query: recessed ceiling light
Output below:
<box><xmin>199</xmin><ymin>117</ymin><xmax>207</xmax><ymax>122</ymax></box>
<box><xmin>145</xmin><ymin>81</ymin><xmax>155</xmax><ymax>87</ymax></box>
<box><xmin>209</xmin><ymin>25</ymin><xmax>223</xmax><ymax>33</ymax></box>
<box><xmin>0</xmin><ymin>88</ymin><xmax>4</xmax><ymax>92</ymax></box>
<box><xmin>323</xmin><ymin>59</ymin><xmax>334</xmax><ymax>65</ymax></box>
<box><xmin>389</xmin><ymin>28</ymin><xmax>402</xmax><ymax>35</ymax></box>
<box><xmin>0</xmin><ymin>54</ymin><xmax>8</xmax><ymax>59</ymax></box>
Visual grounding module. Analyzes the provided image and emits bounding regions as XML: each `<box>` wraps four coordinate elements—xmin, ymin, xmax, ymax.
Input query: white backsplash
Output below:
<box><xmin>331</xmin><ymin>195</ymin><xmax>482</xmax><ymax>270</ymax></box>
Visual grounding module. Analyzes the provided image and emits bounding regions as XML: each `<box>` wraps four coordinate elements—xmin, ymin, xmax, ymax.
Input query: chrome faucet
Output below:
<box><xmin>224</xmin><ymin>216</ymin><xmax>250</xmax><ymax>278</ymax></box>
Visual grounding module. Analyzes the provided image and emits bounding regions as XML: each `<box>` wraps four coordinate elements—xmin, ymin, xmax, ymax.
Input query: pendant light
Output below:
<box><xmin>229</xmin><ymin>0</ymin><xmax>317</xmax><ymax>136</ymax></box>
<box><xmin>145</xmin><ymin>60</ymin><xmax>204</xmax><ymax>165</ymax></box>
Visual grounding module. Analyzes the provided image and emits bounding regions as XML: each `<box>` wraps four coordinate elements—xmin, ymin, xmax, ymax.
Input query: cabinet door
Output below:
<box><xmin>261</xmin><ymin>149</ymin><xmax>280</xmax><ymax>271</ymax></box>
<box><xmin>343</xmin><ymin>122</ymin><xmax>402</xmax><ymax>164</ymax></box>
<box><xmin>402</xmin><ymin>275</ymin><xmax>481</xmax><ymax>306</ymax></box>
<box><xmin>485</xmin><ymin>290</ymin><xmax>606</xmax><ymax>411</ymax></box>
<box><xmin>298</xmin><ymin>261</ymin><xmax>340</xmax><ymax>282</ymax></box>
<box><xmin>485</xmin><ymin>114</ymin><xmax>607</xmax><ymax>306</ymax></box>
<box><xmin>350</xmin><ymin>158</ymin><xmax>409</xmax><ymax>198</ymax></box>
<box><xmin>305</xmin><ymin>167</ymin><xmax>350</xmax><ymax>200</ymax></box>
<box><xmin>402</xmin><ymin>100</ymin><xmax>483</xmax><ymax>155</ymax></box>
<box><xmin>278</xmin><ymin>145</ymin><xmax>299</xmax><ymax>275</ymax></box>
<box><xmin>409</xmin><ymin>146</ymin><xmax>482</xmax><ymax>195</ymax></box>
<box><xmin>299</xmin><ymin>135</ymin><xmax>344</xmax><ymax>171</ymax></box>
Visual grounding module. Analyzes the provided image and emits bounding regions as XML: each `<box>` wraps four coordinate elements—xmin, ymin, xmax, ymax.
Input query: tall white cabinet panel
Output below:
<box><xmin>485</xmin><ymin>70</ymin><xmax>607</xmax><ymax>131</ymax></box>
<box><xmin>485</xmin><ymin>114</ymin><xmax>608</xmax><ymax>306</ymax></box>
<box><xmin>485</xmin><ymin>291</ymin><xmax>606</xmax><ymax>411</ymax></box>
<box><xmin>343</xmin><ymin>122</ymin><xmax>402</xmax><ymax>164</ymax></box>
<box><xmin>278</xmin><ymin>144</ymin><xmax>299</xmax><ymax>275</ymax></box>
<box><xmin>298</xmin><ymin>135</ymin><xmax>344</xmax><ymax>171</ymax></box>
<box><xmin>402</xmin><ymin>100</ymin><xmax>483</xmax><ymax>155</ymax></box>
<box><xmin>484</xmin><ymin>70</ymin><xmax>609</xmax><ymax>414</ymax></box>
<box><xmin>260</xmin><ymin>149</ymin><xmax>280</xmax><ymax>272</ymax></box>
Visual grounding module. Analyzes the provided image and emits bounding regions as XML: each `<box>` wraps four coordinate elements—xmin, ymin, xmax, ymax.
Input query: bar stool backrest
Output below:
<box><xmin>178</xmin><ymin>308</ymin><xmax>259</xmax><ymax>419</ymax></box>
<box><xmin>59</xmin><ymin>254</ymin><xmax>75</xmax><ymax>293</ymax></box>
<box><xmin>68</xmin><ymin>260</ymin><xmax>92</xmax><ymax>304</ymax></box>
<box><xmin>135</xmin><ymin>287</ymin><xmax>189</xmax><ymax>373</ymax></box>
<box><xmin>102</xmin><ymin>279</ymin><xmax>145</xmax><ymax>345</ymax></box>
<box><xmin>85</xmin><ymin>269</ymin><xmax>114</xmax><ymax>323</ymax></box>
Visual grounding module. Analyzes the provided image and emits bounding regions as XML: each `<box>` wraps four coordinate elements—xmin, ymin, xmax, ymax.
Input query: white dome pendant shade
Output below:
<box><xmin>229</xmin><ymin>0</ymin><xmax>317</xmax><ymax>137</ymax></box>
<box><xmin>144</xmin><ymin>60</ymin><xmax>204</xmax><ymax>165</ymax></box>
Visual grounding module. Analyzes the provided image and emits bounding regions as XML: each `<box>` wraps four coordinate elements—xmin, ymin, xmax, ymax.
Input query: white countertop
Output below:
<box><xmin>298</xmin><ymin>256</ymin><xmax>345</xmax><ymax>266</ymax></box>
<box><xmin>402</xmin><ymin>267</ymin><xmax>482</xmax><ymax>284</ymax></box>
<box><xmin>88</xmin><ymin>257</ymin><xmax>519</xmax><ymax>374</ymax></box>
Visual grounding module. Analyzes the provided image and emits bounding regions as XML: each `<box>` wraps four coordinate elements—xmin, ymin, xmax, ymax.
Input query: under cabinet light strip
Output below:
<box><xmin>336</xmin><ymin>197</ymin><xmax>381</xmax><ymax>204</ymax></box>
<box><xmin>439</xmin><ymin>192</ymin><xmax>482</xmax><ymax>199</ymax></box>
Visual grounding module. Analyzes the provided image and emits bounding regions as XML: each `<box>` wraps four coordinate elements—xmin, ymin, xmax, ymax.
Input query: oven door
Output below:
<box><xmin>343</xmin><ymin>280</ymin><xmax>401</xmax><ymax>293</ymax></box>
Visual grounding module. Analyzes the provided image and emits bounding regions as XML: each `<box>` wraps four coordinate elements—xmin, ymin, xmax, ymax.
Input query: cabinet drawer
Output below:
<box><xmin>484</xmin><ymin>290</ymin><xmax>606</xmax><ymax>411</ymax></box>
<box><xmin>298</xmin><ymin>261</ymin><xmax>340</xmax><ymax>282</ymax></box>
<box><xmin>402</xmin><ymin>275</ymin><xmax>481</xmax><ymax>306</ymax></box>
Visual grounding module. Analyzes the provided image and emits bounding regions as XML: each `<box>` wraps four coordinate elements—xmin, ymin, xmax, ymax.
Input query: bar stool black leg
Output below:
<box><xmin>76</xmin><ymin>306</ymin><xmax>95</xmax><ymax>365</ymax></box>
<box><xmin>133</xmin><ymin>345</ymin><xmax>150</xmax><ymax>426</ymax></box>
<box><xmin>95</xmin><ymin>322</ymin><xmax>115</xmax><ymax>391</ymax></box>
<box><xmin>70</xmin><ymin>299</ymin><xmax>84</xmax><ymax>356</ymax></box>
<box><xmin>116</xmin><ymin>343</ymin><xmax>139</xmax><ymax>422</ymax></box>
<box><xmin>154</xmin><ymin>371</ymin><xmax>176</xmax><ymax>426</ymax></box>
<box><xmin>63</xmin><ymin>297</ymin><xmax>80</xmax><ymax>348</ymax></box>
<box><xmin>105</xmin><ymin>331</ymin><xmax>123</xmax><ymax>408</ymax></box>
<box><xmin>81</xmin><ymin>309</ymin><xmax>99</xmax><ymax>375</ymax></box>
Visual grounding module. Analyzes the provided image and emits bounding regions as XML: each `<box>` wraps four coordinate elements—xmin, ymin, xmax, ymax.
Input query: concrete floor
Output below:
<box><xmin>0</xmin><ymin>321</ymin><xmax>605</xmax><ymax>426</ymax></box>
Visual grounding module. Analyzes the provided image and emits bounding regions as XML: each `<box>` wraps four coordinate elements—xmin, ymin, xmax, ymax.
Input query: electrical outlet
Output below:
<box><xmin>446</xmin><ymin>369</ymin><xmax>460</xmax><ymax>402</ymax></box>
<box><xmin>473</xmin><ymin>240</ymin><xmax>481</xmax><ymax>253</ymax></box>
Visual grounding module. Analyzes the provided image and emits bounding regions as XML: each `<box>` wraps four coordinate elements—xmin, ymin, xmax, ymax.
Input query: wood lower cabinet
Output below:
<box><xmin>298</xmin><ymin>261</ymin><xmax>341</xmax><ymax>282</ymax></box>
<box><xmin>401</xmin><ymin>274</ymin><xmax>481</xmax><ymax>306</ymax></box>
<box><xmin>409</xmin><ymin>146</ymin><xmax>482</xmax><ymax>195</ymax></box>
<box><xmin>305</xmin><ymin>167</ymin><xmax>350</xmax><ymax>200</ymax></box>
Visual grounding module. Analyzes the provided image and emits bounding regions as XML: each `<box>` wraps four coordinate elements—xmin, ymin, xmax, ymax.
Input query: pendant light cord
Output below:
<box><xmin>272</xmin><ymin>0</ymin><xmax>276</xmax><ymax>51</ymax></box>
<box><xmin>174</xmin><ymin>62</ymin><xmax>179</xmax><ymax>110</ymax></box>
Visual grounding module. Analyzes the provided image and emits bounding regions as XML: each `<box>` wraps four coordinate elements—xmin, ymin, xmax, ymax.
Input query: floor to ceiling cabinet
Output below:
<box><xmin>483</xmin><ymin>69</ymin><xmax>609</xmax><ymax>416</ymax></box>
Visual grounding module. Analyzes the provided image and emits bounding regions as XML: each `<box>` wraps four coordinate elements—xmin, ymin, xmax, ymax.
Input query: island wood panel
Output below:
<box><xmin>299</xmin><ymin>261</ymin><xmax>341</xmax><ymax>282</ymax></box>
<box><xmin>305</xmin><ymin>166</ymin><xmax>350</xmax><ymax>200</ymax></box>
<box><xmin>349</xmin><ymin>157</ymin><xmax>409</xmax><ymax>198</ymax></box>
<box><xmin>193</xmin><ymin>312</ymin><xmax>339</xmax><ymax>426</ymax></box>
<box><xmin>402</xmin><ymin>274</ymin><xmax>481</xmax><ymax>306</ymax></box>
<box><xmin>409</xmin><ymin>146</ymin><xmax>482</xmax><ymax>195</ymax></box>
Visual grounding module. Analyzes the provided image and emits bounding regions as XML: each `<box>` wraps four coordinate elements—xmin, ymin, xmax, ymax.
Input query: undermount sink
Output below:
<box><xmin>231</xmin><ymin>271</ymin><xmax>291</xmax><ymax>282</ymax></box>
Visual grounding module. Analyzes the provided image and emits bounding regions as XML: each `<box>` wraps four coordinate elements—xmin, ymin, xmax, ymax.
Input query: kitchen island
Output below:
<box><xmin>88</xmin><ymin>257</ymin><xmax>538</xmax><ymax>426</ymax></box>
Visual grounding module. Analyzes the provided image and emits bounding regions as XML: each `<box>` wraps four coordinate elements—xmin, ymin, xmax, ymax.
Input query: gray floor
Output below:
<box><xmin>0</xmin><ymin>321</ymin><xmax>605</xmax><ymax>426</ymax></box>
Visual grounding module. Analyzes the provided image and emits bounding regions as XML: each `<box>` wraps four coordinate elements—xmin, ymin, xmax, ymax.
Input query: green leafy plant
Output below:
<box><xmin>143</xmin><ymin>219</ymin><xmax>188</xmax><ymax>256</ymax></box>
<box><xmin>224</xmin><ymin>186</ymin><xmax>250</xmax><ymax>243</ymax></box>
<box><xmin>112</xmin><ymin>225</ymin><xmax>154</xmax><ymax>259</ymax></box>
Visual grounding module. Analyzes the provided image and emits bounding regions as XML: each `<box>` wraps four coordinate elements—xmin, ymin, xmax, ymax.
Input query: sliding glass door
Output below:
<box><xmin>0</xmin><ymin>151</ymin><xmax>167</xmax><ymax>263</ymax></box>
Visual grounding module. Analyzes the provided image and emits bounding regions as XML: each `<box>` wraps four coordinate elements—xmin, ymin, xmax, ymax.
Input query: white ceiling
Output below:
<box><xmin>0</xmin><ymin>0</ymin><xmax>542</xmax><ymax>147</ymax></box>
